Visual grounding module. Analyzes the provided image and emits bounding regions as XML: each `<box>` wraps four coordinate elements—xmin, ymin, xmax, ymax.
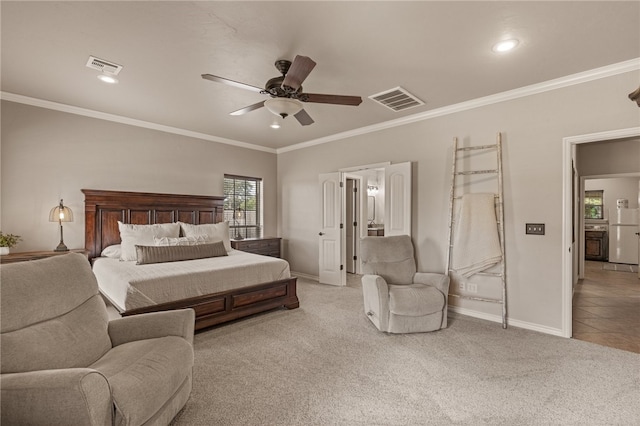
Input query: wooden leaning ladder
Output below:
<box><xmin>445</xmin><ymin>132</ymin><xmax>507</xmax><ymax>329</ymax></box>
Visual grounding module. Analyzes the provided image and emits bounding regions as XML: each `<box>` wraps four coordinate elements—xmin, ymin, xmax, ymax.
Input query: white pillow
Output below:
<box><xmin>153</xmin><ymin>235</ymin><xmax>211</xmax><ymax>246</ymax></box>
<box><xmin>101</xmin><ymin>244</ymin><xmax>122</xmax><ymax>259</ymax></box>
<box><xmin>179</xmin><ymin>221</ymin><xmax>231</xmax><ymax>252</ymax></box>
<box><xmin>118</xmin><ymin>221</ymin><xmax>181</xmax><ymax>261</ymax></box>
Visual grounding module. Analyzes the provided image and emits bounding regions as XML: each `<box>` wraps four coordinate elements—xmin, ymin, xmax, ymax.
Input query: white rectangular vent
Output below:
<box><xmin>86</xmin><ymin>56</ymin><xmax>123</xmax><ymax>75</ymax></box>
<box><xmin>369</xmin><ymin>86</ymin><xmax>424</xmax><ymax>112</ymax></box>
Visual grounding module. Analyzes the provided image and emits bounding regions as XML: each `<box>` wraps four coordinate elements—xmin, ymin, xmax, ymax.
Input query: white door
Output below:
<box><xmin>319</xmin><ymin>173</ymin><xmax>345</xmax><ymax>286</ymax></box>
<box><xmin>384</xmin><ymin>162</ymin><xmax>412</xmax><ymax>236</ymax></box>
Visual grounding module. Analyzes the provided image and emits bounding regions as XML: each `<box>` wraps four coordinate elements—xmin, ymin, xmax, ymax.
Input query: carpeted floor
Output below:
<box><xmin>171</xmin><ymin>277</ymin><xmax>640</xmax><ymax>425</ymax></box>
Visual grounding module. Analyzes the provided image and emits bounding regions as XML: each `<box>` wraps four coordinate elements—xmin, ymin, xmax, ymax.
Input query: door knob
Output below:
<box><xmin>319</xmin><ymin>232</ymin><xmax>325</xmax><ymax>236</ymax></box>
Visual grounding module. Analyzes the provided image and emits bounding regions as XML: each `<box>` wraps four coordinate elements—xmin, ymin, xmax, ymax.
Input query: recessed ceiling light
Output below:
<box><xmin>97</xmin><ymin>73</ymin><xmax>118</xmax><ymax>84</ymax></box>
<box><xmin>492</xmin><ymin>39</ymin><xmax>519</xmax><ymax>53</ymax></box>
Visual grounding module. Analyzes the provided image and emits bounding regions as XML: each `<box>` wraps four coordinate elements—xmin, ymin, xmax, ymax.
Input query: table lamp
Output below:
<box><xmin>49</xmin><ymin>199</ymin><xmax>73</xmax><ymax>251</ymax></box>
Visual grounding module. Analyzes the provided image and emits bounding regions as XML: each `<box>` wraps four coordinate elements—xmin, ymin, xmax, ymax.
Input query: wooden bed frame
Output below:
<box><xmin>82</xmin><ymin>189</ymin><xmax>299</xmax><ymax>331</ymax></box>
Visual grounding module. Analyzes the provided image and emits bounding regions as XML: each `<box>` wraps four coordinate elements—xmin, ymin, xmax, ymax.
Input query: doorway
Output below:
<box><xmin>318</xmin><ymin>162</ymin><xmax>412</xmax><ymax>286</ymax></box>
<box><xmin>579</xmin><ymin>175</ymin><xmax>640</xmax><ymax>277</ymax></box>
<box><xmin>562</xmin><ymin>127</ymin><xmax>640</xmax><ymax>338</ymax></box>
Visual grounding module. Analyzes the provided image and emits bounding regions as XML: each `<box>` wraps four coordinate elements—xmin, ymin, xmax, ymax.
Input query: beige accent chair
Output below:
<box><xmin>1</xmin><ymin>253</ymin><xmax>195</xmax><ymax>426</ymax></box>
<box><xmin>360</xmin><ymin>235</ymin><xmax>449</xmax><ymax>333</ymax></box>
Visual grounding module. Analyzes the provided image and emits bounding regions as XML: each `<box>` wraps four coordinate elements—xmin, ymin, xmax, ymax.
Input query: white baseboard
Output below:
<box><xmin>290</xmin><ymin>271</ymin><xmax>319</xmax><ymax>282</ymax></box>
<box><xmin>291</xmin><ymin>273</ymin><xmax>566</xmax><ymax>337</ymax></box>
<box><xmin>448</xmin><ymin>306</ymin><xmax>565</xmax><ymax>337</ymax></box>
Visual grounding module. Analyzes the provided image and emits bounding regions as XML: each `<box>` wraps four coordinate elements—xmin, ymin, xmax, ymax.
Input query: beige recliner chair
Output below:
<box><xmin>1</xmin><ymin>253</ymin><xmax>195</xmax><ymax>426</ymax></box>
<box><xmin>360</xmin><ymin>235</ymin><xmax>449</xmax><ymax>333</ymax></box>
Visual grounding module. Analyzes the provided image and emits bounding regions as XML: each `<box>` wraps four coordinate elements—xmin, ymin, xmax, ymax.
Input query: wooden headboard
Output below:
<box><xmin>82</xmin><ymin>189</ymin><xmax>225</xmax><ymax>260</ymax></box>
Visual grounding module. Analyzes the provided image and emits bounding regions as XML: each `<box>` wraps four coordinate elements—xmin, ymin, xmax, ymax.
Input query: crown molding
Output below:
<box><xmin>2</xmin><ymin>58</ymin><xmax>638</xmax><ymax>156</ymax></box>
<box><xmin>0</xmin><ymin>92</ymin><xmax>277</xmax><ymax>154</ymax></box>
<box><xmin>277</xmin><ymin>58</ymin><xmax>640</xmax><ymax>154</ymax></box>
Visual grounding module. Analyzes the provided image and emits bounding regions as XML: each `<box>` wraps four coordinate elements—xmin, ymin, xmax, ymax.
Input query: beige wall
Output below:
<box><xmin>578</xmin><ymin>138</ymin><xmax>640</xmax><ymax>177</ymax></box>
<box><xmin>0</xmin><ymin>101</ymin><xmax>278</xmax><ymax>252</ymax></box>
<box><xmin>277</xmin><ymin>70</ymin><xmax>640</xmax><ymax>333</ymax></box>
<box><xmin>2</xmin><ymin>70</ymin><xmax>638</xmax><ymax>334</ymax></box>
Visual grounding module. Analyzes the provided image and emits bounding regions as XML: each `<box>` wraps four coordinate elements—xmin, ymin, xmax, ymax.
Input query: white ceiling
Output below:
<box><xmin>2</xmin><ymin>1</ymin><xmax>639</xmax><ymax>151</ymax></box>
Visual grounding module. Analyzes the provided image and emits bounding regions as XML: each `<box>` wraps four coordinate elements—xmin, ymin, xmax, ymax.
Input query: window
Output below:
<box><xmin>584</xmin><ymin>190</ymin><xmax>604</xmax><ymax>219</ymax></box>
<box><xmin>223</xmin><ymin>175</ymin><xmax>262</xmax><ymax>239</ymax></box>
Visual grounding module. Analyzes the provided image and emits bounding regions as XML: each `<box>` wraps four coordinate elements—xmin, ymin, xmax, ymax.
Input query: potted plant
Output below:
<box><xmin>0</xmin><ymin>231</ymin><xmax>21</xmax><ymax>255</ymax></box>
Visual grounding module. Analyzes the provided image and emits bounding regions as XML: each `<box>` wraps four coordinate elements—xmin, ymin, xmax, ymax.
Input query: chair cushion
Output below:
<box><xmin>360</xmin><ymin>235</ymin><xmax>417</xmax><ymax>284</ymax></box>
<box><xmin>1</xmin><ymin>253</ymin><xmax>111</xmax><ymax>373</ymax></box>
<box><xmin>388</xmin><ymin>284</ymin><xmax>445</xmax><ymax>316</ymax></box>
<box><xmin>90</xmin><ymin>336</ymin><xmax>193</xmax><ymax>426</ymax></box>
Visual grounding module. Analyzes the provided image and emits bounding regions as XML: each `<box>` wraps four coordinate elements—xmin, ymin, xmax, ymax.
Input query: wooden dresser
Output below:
<box><xmin>231</xmin><ymin>237</ymin><xmax>281</xmax><ymax>258</ymax></box>
<box><xmin>0</xmin><ymin>249</ymin><xmax>89</xmax><ymax>264</ymax></box>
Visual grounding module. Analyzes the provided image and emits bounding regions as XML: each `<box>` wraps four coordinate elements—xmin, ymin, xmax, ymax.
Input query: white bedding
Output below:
<box><xmin>93</xmin><ymin>249</ymin><xmax>291</xmax><ymax>312</ymax></box>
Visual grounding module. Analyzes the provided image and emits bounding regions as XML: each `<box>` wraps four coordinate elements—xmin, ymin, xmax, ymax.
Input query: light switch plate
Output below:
<box><xmin>526</xmin><ymin>223</ymin><xmax>545</xmax><ymax>235</ymax></box>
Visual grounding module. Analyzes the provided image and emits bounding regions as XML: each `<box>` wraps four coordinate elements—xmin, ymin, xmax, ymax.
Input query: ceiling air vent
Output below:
<box><xmin>86</xmin><ymin>56</ymin><xmax>123</xmax><ymax>75</ymax></box>
<box><xmin>369</xmin><ymin>86</ymin><xmax>424</xmax><ymax>112</ymax></box>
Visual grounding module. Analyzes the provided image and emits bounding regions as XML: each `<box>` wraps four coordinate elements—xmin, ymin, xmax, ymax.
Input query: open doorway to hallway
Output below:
<box><xmin>566</xmin><ymin>132</ymin><xmax>640</xmax><ymax>349</ymax></box>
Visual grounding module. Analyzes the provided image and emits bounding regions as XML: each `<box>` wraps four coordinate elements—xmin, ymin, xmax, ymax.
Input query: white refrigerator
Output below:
<box><xmin>608</xmin><ymin>208</ymin><xmax>639</xmax><ymax>264</ymax></box>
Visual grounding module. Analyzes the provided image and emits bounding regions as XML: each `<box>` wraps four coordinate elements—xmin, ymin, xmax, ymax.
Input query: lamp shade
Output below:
<box><xmin>264</xmin><ymin>98</ymin><xmax>303</xmax><ymax>118</ymax></box>
<box><xmin>49</xmin><ymin>200</ymin><xmax>73</xmax><ymax>223</ymax></box>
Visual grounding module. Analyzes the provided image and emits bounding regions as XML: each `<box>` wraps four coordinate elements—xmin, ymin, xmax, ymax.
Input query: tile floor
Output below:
<box><xmin>573</xmin><ymin>261</ymin><xmax>640</xmax><ymax>353</ymax></box>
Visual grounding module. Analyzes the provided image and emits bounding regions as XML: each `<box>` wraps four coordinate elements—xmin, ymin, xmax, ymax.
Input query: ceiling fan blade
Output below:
<box><xmin>282</xmin><ymin>55</ymin><xmax>316</xmax><ymax>90</ymax></box>
<box><xmin>201</xmin><ymin>74</ymin><xmax>264</xmax><ymax>93</ymax></box>
<box><xmin>302</xmin><ymin>93</ymin><xmax>363</xmax><ymax>106</ymax></box>
<box><xmin>229</xmin><ymin>100</ymin><xmax>266</xmax><ymax>116</ymax></box>
<box><xmin>294</xmin><ymin>109</ymin><xmax>314</xmax><ymax>126</ymax></box>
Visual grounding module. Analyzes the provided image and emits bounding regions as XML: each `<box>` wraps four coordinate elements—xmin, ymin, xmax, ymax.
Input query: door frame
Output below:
<box><xmin>562</xmin><ymin>126</ymin><xmax>640</xmax><ymax>338</ymax></box>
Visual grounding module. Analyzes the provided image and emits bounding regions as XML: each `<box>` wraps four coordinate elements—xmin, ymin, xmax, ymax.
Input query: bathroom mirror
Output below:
<box><xmin>367</xmin><ymin>196</ymin><xmax>375</xmax><ymax>223</ymax></box>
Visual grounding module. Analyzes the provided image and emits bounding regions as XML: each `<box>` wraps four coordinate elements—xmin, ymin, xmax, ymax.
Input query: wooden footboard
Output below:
<box><xmin>122</xmin><ymin>277</ymin><xmax>299</xmax><ymax>330</ymax></box>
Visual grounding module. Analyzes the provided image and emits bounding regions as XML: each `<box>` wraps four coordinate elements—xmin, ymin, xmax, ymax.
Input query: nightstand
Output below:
<box><xmin>0</xmin><ymin>249</ymin><xmax>89</xmax><ymax>264</ymax></box>
<box><xmin>230</xmin><ymin>237</ymin><xmax>281</xmax><ymax>258</ymax></box>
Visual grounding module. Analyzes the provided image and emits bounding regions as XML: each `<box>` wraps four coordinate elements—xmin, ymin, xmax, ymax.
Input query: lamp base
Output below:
<box><xmin>54</xmin><ymin>243</ymin><xmax>69</xmax><ymax>252</ymax></box>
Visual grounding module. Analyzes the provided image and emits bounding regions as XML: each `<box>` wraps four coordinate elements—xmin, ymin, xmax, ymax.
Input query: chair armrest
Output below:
<box><xmin>108</xmin><ymin>308</ymin><xmax>195</xmax><ymax>347</ymax></box>
<box><xmin>413</xmin><ymin>272</ymin><xmax>450</xmax><ymax>300</ymax></box>
<box><xmin>1</xmin><ymin>368</ymin><xmax>112</xmax><ymax>426</ymax></box>
<box><xmin>361</xmin><ymin>274</ymin><xmax>391</xmax><ymax>330</ymax></box>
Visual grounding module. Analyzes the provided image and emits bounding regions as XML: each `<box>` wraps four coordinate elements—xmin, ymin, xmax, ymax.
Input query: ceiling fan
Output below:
<box><xmin>201</xmin><ymin>55</ymin><xmax>362</xmax><ymax>126</ymax></box>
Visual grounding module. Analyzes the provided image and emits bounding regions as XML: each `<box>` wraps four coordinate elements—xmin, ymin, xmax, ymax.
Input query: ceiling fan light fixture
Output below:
<box><xmin>270</xmin><ymin>121</ymin><xmax>281</xmax><ymax>129</ymax></box>
<box><xmin>265</xmin><ymin>98</ymin><xmax>303</xmax><ymax>119</ymax></box>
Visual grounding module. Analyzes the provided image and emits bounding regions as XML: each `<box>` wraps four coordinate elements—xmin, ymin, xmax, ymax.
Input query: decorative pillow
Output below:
<box><xmin>135</xmin><ymin>241</ymin><xmax>228</xmax><ymax>265</ymax></box>
<box><xmin>118</xmin><ymin>221</ymin><xmax>180</xmax><ymax>261</ymax></box>
<box><xmin>179</xmin><ymin>221</ymin><xmax>231</xmax><ymax>252</ymax></box>
<box><xmin>153</xmin><ymin>235</ymin><xmax>210</xmax><ymax>246</ymax></box>
<box><xmin>101</xmin><ymin>244</ymin><xmax>122</xmax><ymax>259</ymax></box>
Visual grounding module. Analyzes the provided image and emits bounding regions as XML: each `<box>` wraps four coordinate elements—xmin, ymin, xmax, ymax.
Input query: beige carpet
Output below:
<box><xmin>171</xmin><ymin>277</ymin><xmax>640</xmax><ymax>425</ymax></box>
